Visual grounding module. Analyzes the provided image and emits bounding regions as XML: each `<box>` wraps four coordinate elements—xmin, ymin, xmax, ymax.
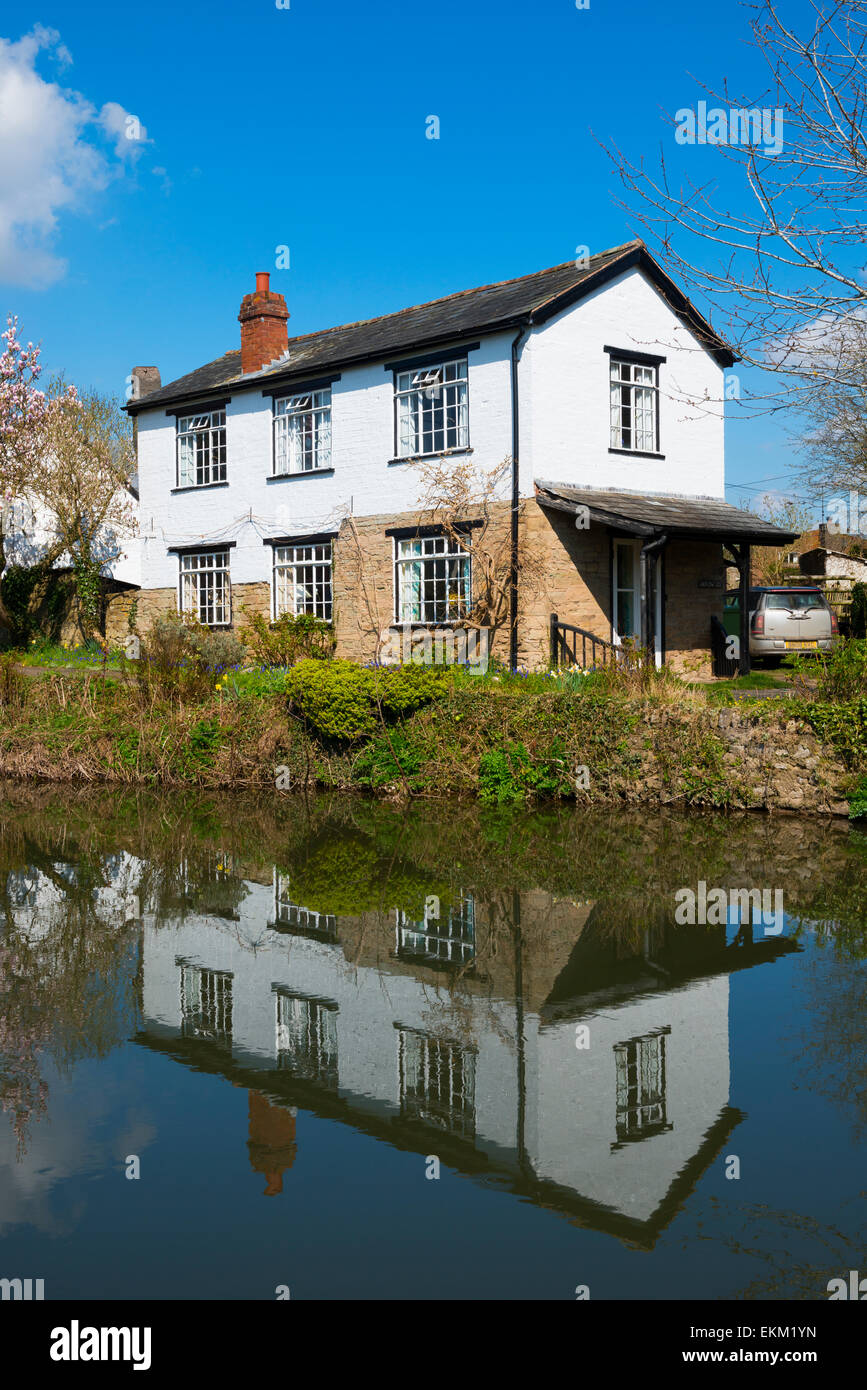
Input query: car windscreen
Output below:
<box><xmin>764</xmin><ymin>592</ymin><xmax>826</xmax><ymax>610</ymax></box>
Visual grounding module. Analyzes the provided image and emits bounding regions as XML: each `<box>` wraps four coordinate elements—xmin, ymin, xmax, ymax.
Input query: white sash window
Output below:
<box><xmin>179</xmin><ymin>549</ymin><xmax>232</xmax><ymax>627</ymax></box>
<box><xmin>273</xmin><ymin>389</ymin><xmax>332</xmax><ymax>474</ymax></box>
<box><xmin>396</xmin><ymin>358</ymin><xmax>468</xmax><ymax>458</ymax></box>
<box><xmin>176</xmin><ymin>409</ymin><xmax>227</xmax><ymax>487</ymax></box>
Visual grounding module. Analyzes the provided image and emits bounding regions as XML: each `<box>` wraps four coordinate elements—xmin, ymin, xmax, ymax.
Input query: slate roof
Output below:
<box><xmin>126</xmin><ymin>240</ymin><xmax>734</xmax><ymax>414</ymax></box>
<box><xmin>535</xmin><ymin>481</ymin><xmax>800</xmax><ymax>543</ymax></box>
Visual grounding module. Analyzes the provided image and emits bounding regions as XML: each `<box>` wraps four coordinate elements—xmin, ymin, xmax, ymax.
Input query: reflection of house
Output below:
<box><xmin>272</xmin><ymin>872</ymin><xmax>337</xmax><ymax>941</ymax></box>
<box><xmin>395</xmin><ymin>893</ymin><xmax>475</xmax><ymax>968</ymax></box>
<box><xmin>137</xmin><ymin>873</ymin><xmax>798</xmax><ymax>1246</ymax></box>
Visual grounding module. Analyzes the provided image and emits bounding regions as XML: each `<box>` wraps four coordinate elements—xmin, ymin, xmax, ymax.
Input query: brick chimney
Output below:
<box><xmin>238</xmin><ymin>272</ymin><xmax>289</xmax><ymax>374</ymax></box>
<box><xmin>129</xmin><ymin>365</ymin><xmax>161</xmax><ymax>398</ymax></box>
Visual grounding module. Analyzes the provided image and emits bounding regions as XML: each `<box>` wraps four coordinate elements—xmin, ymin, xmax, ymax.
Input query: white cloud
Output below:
<box><xmin>0</xmin><ymin>27</ymin><xmax>147</xmax><ymax>288</ymax></box>
<box><xmin>98</xmin><ymin>99</ymin><xmax>149</xmax><ymax>157</ymax></box>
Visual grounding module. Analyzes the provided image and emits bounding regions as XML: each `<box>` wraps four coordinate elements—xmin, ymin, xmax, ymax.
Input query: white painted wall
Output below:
<box><xmin>134</xmin><ymin>267</ymin><xmax>726</xmax><ymax>594</ymax></box>
<box><xmin>136</xmin><ymin>333</ymin><xmax>514</xmax><ymax>592</ymax></box>
<box><xmin>520</xmin><ymin>267</ymin><xmax>726</xmax><ymax>498</ymax></box>
<box><xmin>526</xmin><ymin>978</ymin><xmax>730</xmax><ymax>1223</ymax></box>
<box><xmin>3</xmin><ymin>494</ymin><xmax>141</xmax><ymax>587</ymax></box>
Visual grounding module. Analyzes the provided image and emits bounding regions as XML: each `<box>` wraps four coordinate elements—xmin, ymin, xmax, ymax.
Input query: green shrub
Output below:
<box><xmin>478</xmin><ymin>739</ymin><xmax>572</xmax><ymax>803</ymax></box>
<box><xmin>805</xmin><ymin>696</ymin><xmax>867</xmax><ymax>770</ymax></box>
<box><xmin>285</xmin><ymin>659</ymin><xmax>376</xmax><ymax>739</ymax></box>
<box><xmin>137</xmin><ymin>614</ymin><xmax>245</xmax><ymax>703</ymax></box>
<box><xmin>849</xmin><ymin>774</ymin><xmax>867</xmax><ymax>820</ymax></box>
<box><xmin>239</xmin><ymin>609</ymin><xmax>334</xmax><ymax>666</ymax></box>
<box><xmin>850</xmin><ymin>583</ymin><xmax>867</xmax><ymax>640</ymax></box>
<box><xmin>810</xmin><ymin>638</ymin><xmax>867</xmax><ymax>702</ymax></box>
<box><xmin>354</xmin><ymin>728</ymin><xmax>424</xmax><ymax>789</ymax></box>
<box><xmin>372</xmin><ymin>662</ymin><xmax>449</xmax><ymax>715</ymax></box>
<box><xmin>284</xmin><ymin>659</ymin><xmax>448</xmax><ymax>741</ymax></box>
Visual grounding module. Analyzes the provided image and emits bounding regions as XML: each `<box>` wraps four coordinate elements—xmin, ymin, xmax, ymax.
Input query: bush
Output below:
<box><xmin>137</xmin><ymin>613</ymin><xmax>245</xmax><ymax>703</ymax></box>
<box><xmin>810</xmin><ymin>638</ymin><xmax>867</xmax><ymax>702</ymax></box>
<box><xmin>478</xmin><ymin>739</ymin><xmax>572</xmax><ymax>803</ymax></box>
<box><xmin>0</xmin><ymin>653</ymin><xmax>26</xmax><ymax>711</ymax></box>
<box><xmin>849</xmin><ymin>774</ymin><xmax>867</xmax><ymax>820</ymax></box>
<box><xmin>238</xmin><ymin>610</ymin><xmax>334</xmax><ymax>667</ymax></box>
<box><xmin>850</xmin><ymin>583</ymin><xmax>867</xmax><ymax>640</ymax></box>
<box><xmin>183</xmin><ymin>621</ymin><xmax>245</xmax><ymax>674</ymax></box>
<box><xmin>284</xmin><ymin>658</ymin><xmax>448</xmax><ymax>741</ymax></box>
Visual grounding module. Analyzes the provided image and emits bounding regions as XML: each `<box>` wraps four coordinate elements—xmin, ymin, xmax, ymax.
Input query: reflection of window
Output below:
<box><xmin>395</xmin><ymin>893</ymin><xmax>475</xmax><ymax>967</ymax></box>
<box><xmin>613</xmin><ymin>1029</ymin><xmax>670</xmax><ymax>1144</ymax></box>
<box><xmin>275</xmin><ymin>990</ymin><xmax>338</xmax><ymax>1088</ymax></box>
<box><xmin>272</xmin><ymin>871</ymin><xmax>337</xmax><ymax>940</ymax></box>
<box><xmin>178</xmin><ymin>961</ymin><xmax>233</xmax><ymax>1048</ymax></box>
<box><xmin>397</xmin><ymin>1026</ymin><xmax>476</xmax><ymax>1139</ymax></box>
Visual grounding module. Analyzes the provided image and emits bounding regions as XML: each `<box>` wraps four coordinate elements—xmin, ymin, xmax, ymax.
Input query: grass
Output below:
<box><xmin>0</xmin><ymin>644</ymin><xmax>859</xmax><ymax>812</ymax></box>
<box><xmin>16</xmin><ymin>638</ymin><xmax>124</xmax><ymax>669</ymax></box>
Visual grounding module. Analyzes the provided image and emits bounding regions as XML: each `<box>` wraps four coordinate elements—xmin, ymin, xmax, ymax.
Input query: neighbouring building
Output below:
<box><xmin>124</xmin><ymin>242</ymin><xmax>795</xmax><ymax>672</ymax></box>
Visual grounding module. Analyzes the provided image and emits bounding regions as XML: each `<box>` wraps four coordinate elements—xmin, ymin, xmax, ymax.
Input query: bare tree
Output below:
<box><xmin>751</xmin><ymin>493</ymin><xmax>817</xmax><ymax>582</ymax></box>
<box><xmin>609</xmin><ymin>1</ymin><xmax>867</xmax><ymax>412</ymax></box>
<box><xmin>411</xmin><ymin>452</ymin><xmax>547</xmax><ymax>643</ymax></box>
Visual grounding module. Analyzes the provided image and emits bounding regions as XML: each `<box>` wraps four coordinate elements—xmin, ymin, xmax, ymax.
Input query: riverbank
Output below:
<box><xmin>0</xmin><ymin>654</ymin><xmax>864</xmax><ymax>816</ymax></box>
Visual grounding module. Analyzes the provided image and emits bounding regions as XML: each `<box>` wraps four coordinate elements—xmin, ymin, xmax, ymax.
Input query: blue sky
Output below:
<box><xmin>0</xmin><ymin>0</ymin><xmax>824</xmax><ymax>512</ymax></box>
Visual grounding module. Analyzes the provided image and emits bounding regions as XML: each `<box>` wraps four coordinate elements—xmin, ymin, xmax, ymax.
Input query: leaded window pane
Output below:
<box><xmin>273</xmin><ymin>389</ymin><xmax>332</xmax><ymax>474</ymax></box>
<box><xmin>176</xmin><ymin>410</ymin><xmax>226</xmax><ymax>487</ymax></box>
<box><xmin>395</xmin><ymin>358</ymin><xmax>469</xmax><ymax>458</ymax></box>
<box><xmin>273</xmin><ymin>542</ymin><xmax>333</xmax><ymax>620</ymax></box>
<box><xmin>395</xmin><ymin>534</ymin><xmax>471</xmax><ymax>624</ymax></box>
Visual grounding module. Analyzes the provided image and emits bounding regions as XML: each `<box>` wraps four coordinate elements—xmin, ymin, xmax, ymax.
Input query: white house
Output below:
<box><xmin>125</xmin><ymin>243</ymin><xmax>795</xmax><ymax>671</ymax></box>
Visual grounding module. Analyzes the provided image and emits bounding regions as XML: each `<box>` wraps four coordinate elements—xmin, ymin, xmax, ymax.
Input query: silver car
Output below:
<box><xmin>724</xmin><ymin>587</ymin><xmax>839</xmax><ymax>667</ymax></box>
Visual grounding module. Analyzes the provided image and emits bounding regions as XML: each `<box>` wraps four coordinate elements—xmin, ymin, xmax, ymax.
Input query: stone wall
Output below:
<box><xmin>519</xmin><ymin>504</ymin><xmax>610</xmax><ymax>667</ymax></box>
<box><xmin>331</xmin><ymin>506</ymin><xmax>514</xmax><ymax>665</ymax></box>
<box><xmin>126</xmin><ymin>500</ymin><xmax>730</xmax><ymax>672</ymax></box>
<box><xmin>662</xmin><ymin>540</ymin><xmax>724</xmax><ymax>677</ymax></box>
<box><xmin>632</xmin><ymin>707</ymin><xmax>850</xmax><ymax>815</ymax></box>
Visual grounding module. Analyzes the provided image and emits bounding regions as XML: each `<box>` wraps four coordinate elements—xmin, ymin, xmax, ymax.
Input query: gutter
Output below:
<box><xmin>509</xmin><ymin>320</ymin><xmax>531</xmax><ymax>670</ymax></box>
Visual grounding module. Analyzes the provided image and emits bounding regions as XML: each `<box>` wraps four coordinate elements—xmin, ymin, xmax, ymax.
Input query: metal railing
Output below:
<box><xmin>549</xmin><ymin>613</ymin><xmax>618</xmax><ymax>669</ymax></box>
<box><xmin>710</xmin><ymin>614</ymin><xmax>739</xmax><ymax>677</ymax></box>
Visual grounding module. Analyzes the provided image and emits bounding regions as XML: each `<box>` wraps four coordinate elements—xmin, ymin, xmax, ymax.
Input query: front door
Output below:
<box><xmin>613</xmin><ymin>540</ymin><xmax>641</xmax><ymax>646</ymax></box>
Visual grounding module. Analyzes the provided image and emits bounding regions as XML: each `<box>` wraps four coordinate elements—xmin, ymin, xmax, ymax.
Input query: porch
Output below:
<box><xmin>534</xmin><ymin>482</ymin><xmax>798</xmax><ymax>676</ymax></box>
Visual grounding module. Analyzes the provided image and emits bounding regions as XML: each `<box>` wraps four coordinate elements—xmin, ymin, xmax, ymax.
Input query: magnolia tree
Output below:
<box><xmin>36</xmin><ymin>384</ymin><xmax>136</xmax><ymax>638</ymax></box>
<box><xmin>0</xmin><ymin>317</ymin><xmax>51</xmax><ymax>637</ymax></box>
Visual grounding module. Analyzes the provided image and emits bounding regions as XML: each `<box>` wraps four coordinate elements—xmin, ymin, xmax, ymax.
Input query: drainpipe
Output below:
<box><xmin>640</xmin><ymin>532</ymin><xmax>667</xmax><ymax>662</ymax></box>
<box><xmin>509</xmin><ymin>322</ymin><xmax>531</xmax><ymax>671</ymax></box>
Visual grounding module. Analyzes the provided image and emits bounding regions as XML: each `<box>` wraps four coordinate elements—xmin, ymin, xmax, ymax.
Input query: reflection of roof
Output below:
<box><xmin>540</xmin><ymin>904</ymin><xmax>802</xmax><ymax>1022</ymax></box>
<box><xmin>135</xmin><ymin>1029</ymin><xmax>743</xmax><ymax>1251</ymax></box>
<box><xmin>126</xmin><ymin>240</ymin><xmax>735</xmax><ymax>415</ymax></box>
<box><xmin>536</xmin><ymin>482</ymin><xmax>799</xmax><ymax>543</ymax></box>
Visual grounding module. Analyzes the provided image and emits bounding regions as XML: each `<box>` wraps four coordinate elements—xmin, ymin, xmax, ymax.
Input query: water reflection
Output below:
<box><xmin>1</xmin><ymin>786</ymin><xmax>865</xmax><ymax>1274</ymax></box>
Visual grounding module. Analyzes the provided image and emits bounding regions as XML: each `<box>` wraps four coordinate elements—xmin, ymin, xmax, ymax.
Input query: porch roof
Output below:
<box><xmin>535</xmin><ymin>481</ymin><xmax>799</xmax><ymax>545</ymax></box>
